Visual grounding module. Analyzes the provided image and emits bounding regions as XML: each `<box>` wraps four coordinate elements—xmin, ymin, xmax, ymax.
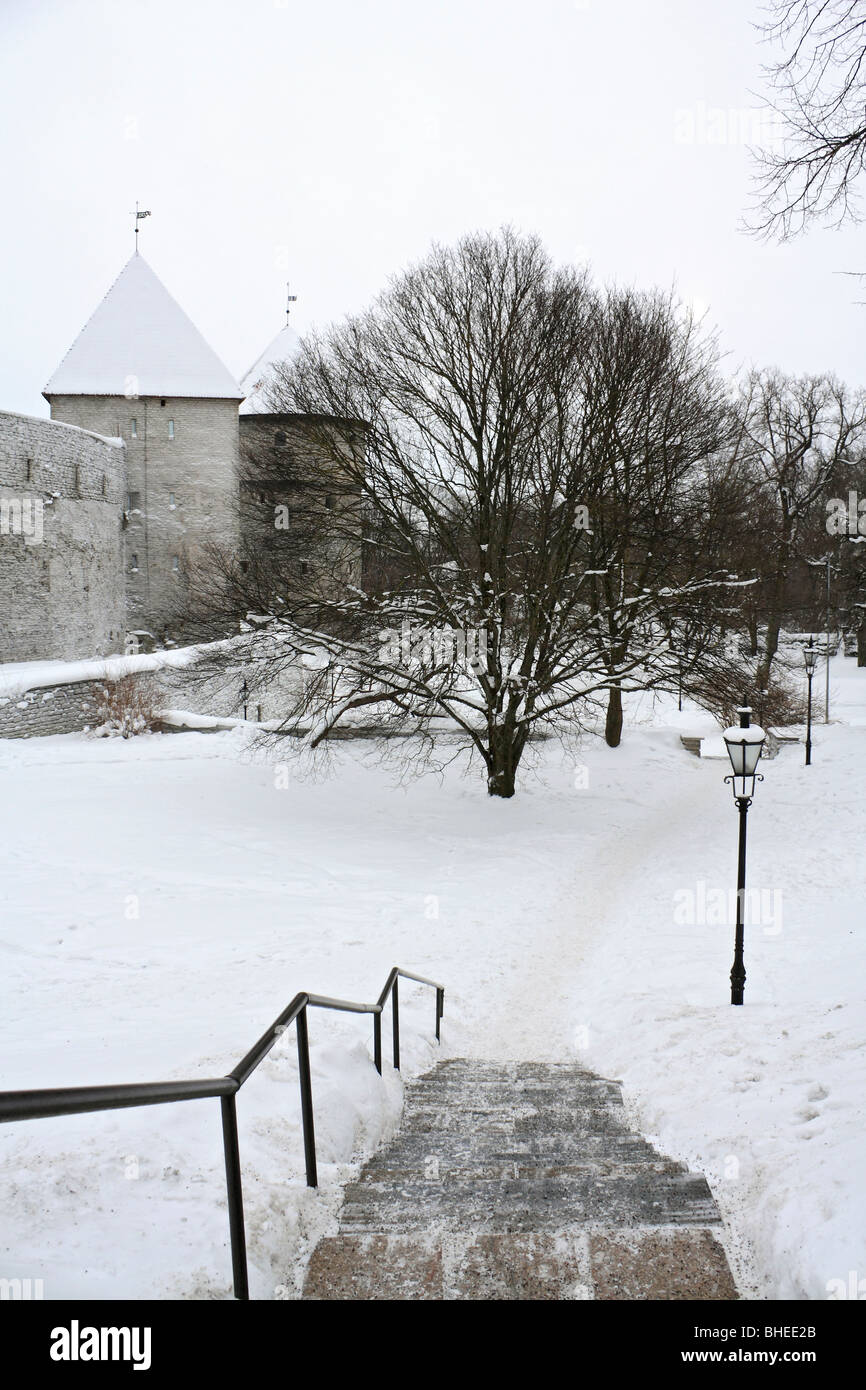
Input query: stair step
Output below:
<box><xmin>406</xmin><ymin>1081</ymin><xmax>623</xmax><ymax>1107</ymax></box>
<box><xmin>339</xmin><ymin>1173</ymin><xmax>720</xmax><ymax>1231</ymax></box>
<box><xmin>398</xmin><ymin>1108</ymin><xmax>636</xmax><ymax>1136</ymax></box>
<box><xmin>362</xmin><ymin>1158</ymin><xmax>689</xmax><ymax>1181</ymax></box>
<box><xmin>359</xmin><ymin>1133</ymin><xmax>665</xmax><ymax>1164</ymax></box>
<box><xmin>302</xmin><ymin>1228</ymin><xmax>737</xmax><ymax>1301</ymax></box>
<box><xmin>432</xmin><ymin>1060</ymin><xmax>603</xmax><ymax>1075</ymax></box>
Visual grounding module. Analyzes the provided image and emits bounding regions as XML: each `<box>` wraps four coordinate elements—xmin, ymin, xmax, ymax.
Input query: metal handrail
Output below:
<box><xmin>0</xmin><ymin>966</ymin><xmax>444</xmax><ymax>1300</ymax></box>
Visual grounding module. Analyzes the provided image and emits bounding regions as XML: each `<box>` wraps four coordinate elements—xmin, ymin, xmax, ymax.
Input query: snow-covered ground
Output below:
<box><xmin>0</xmin><ymin>656</ymin><xmax>863</xmax><ymax>1300</ymax></box>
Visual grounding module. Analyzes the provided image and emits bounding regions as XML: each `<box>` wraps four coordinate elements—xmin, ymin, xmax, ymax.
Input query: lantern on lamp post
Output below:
<box><xmin>722</xmin><ymin>705</ymin><xmax>766</xmax><ymax>1006</ymax></box>
<box><xmin>803</xmin><ymin>636</ymin><xmax>818</xmax><ymax>766</ymax></box>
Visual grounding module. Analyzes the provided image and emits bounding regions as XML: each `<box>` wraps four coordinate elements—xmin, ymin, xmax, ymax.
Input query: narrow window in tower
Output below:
<box><xmin>325</xmin><ymin>494</ymin><xmax>335</xmax><ymax>510</ymax></box>
<box><xmin>169</xmin><ymin>493</ymin><xmax>176</xmax><ymax>509</ymax></box>
<box><xmin>300</xmin><ymin>561</ymin><xmax>309</xmax><ymax>575</ymax></box>
<box><xmin>130</xmin><ymin>554</ymin><xmax>139</xmax><ymax>572</ymax></box>
<box><xmin>275</xmin><ymin>431</ymin><xmax>287</xmax><ymax>446</ymax></box>
<box><xmin>130</xmin><ymin>419</ymin><xmax>137</xmax><ymax>438</ymax></box>
<box><xmin>168</xmin><ymin>420</ymin><xmax>175</xmax><ymax>439</ymax></box>
<box><xmin>25</xmin><ymin>458</ymin><xmax>32</xmax><ymax>482</ymax></box>
<box><xmin>239</xmin><ymin>560</ymin><xmax>249</xmax><ymax>574</ymax></box>
<box><xmin>102</xmin><ymin>476</ymin><xmax>107</xmax><ymax>497</ymax></box>
<box><xmin>172</xmin><ymin>555</ymin><xmax>179</xmax><ymax>572</ymax></box>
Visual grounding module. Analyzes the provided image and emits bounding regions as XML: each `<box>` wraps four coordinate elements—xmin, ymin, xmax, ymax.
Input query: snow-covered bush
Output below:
<box><xmin>92</xmin><ymin>675</ymin><xmax>160</xmax><ymax>738</ymax></box>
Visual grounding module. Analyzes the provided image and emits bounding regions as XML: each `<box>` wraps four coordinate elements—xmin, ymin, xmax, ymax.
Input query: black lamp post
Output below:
<box><xmin>803</xmin><ymin>636</ymin><xmax>818</xmax><ymax>766</ymax></box>
<box><xmin>722</xmin><ymin>705</ymin><xmax>766</xmax><ymax>1006</ymax></box>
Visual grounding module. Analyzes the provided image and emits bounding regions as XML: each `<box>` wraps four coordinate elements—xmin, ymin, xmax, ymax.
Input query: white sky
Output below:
<box><xmin>1</xmin><ymin>0</ymin><xmax>864</xmax><ymax>417</ymax></box>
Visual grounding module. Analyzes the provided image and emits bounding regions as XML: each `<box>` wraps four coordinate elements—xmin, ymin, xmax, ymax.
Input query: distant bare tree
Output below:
<box><xmin>733</xmin><ymin>369</ymin><xmax>866</xmax><ymax>685</ymax></box>
<box><xmin>749</xmin><ymin>0</ymin><xmax>866</xmax><ymax>238</ymax></box>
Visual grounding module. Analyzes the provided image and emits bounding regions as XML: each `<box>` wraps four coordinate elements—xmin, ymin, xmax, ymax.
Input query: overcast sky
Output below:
<box><xmin>2</xmin><ymin>0</ymin><xmax>864</xmax><ymax>418</ymax></box>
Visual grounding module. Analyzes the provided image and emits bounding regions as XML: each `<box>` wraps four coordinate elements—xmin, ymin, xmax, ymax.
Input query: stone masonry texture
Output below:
<box><xmin>0</xmin><ymin>410</ymin><xmax>126</xmax><ymax>663</ymax></box>
<box><xmin>48</xmin><ymin>394</ymin><xmax>240</xmax><ymax>638</ymax></box>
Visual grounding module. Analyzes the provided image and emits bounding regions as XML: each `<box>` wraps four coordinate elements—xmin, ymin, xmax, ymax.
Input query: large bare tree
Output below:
<box><xmin>200</xmin><ymin>231</ymin><xmax>744</xmax><ymax>796</ymax></box>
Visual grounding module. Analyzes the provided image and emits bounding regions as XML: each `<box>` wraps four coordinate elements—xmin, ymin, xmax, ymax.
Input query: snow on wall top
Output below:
<box><xmin>0</xmin><ymin>407</ymin><xmax>124</xmax><ymax>448</ymax></box>
<box><xmin>43</xmin><ymin>254</ymin><xmax>243</xmax><ymax>401</ymax></box>
<box><xmin>239</xmin><ymin>323</ymin><xmax>301</xmax><ymax>415</ymax></box>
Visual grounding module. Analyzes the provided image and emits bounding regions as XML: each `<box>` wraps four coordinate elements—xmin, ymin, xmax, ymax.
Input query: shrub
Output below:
<box><xmin>92</xmin><ymin>675</ymin><xmax>160</xmax><ymax>738</ymax></box>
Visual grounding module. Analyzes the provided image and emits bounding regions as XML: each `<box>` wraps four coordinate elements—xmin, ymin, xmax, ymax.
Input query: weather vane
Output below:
<box><xmin>133</xmin><ymin>201</ymin><xmax>151</xmax><ymax>251</ymax></box>
<box><xmin>286</xmin><ymin>282</ymin><xmax>298</xmax><ymax>326</ymax></box>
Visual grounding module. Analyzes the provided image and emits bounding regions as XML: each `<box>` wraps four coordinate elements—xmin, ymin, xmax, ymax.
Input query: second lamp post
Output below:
<box><xmin>803</xmin><ymin>636</ymin><xmax>818</xmax><ymax>766</ymax></box>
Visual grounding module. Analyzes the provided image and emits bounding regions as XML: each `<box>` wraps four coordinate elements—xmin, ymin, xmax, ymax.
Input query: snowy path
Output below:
<box><xmin>475</xmin><ymin>741</ymin><xmax>723</xmax><ymax>1062</ymax></box>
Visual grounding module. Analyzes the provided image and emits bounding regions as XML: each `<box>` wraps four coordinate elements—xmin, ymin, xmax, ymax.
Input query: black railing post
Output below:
<box><xmin>392</xmin><ymin>976</ymin><xmax>400</xmax><ymax>1070</ymax></box>
<box><xmin>435</xmin><ymin>987</ymin><xmax>444</xmax><ymax>1041</ymax></box>
<box><xmin>296</xmin><ymin>1006</ymin><xmax>318</xmax><ymax>1187</ymax></box>
<box><xmin>373</xmin><ymin>1010</ymin><xmax>382</xmax><ymax>1075</ymax></box>
<box><xmin>220</xmin><ymin>1093</ymin><xmax>249</xmax><ymax>1301</ymax></box>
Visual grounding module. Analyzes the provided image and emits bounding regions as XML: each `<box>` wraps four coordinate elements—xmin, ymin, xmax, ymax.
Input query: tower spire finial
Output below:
<box><xmin>286</xmin><ymin>281</ymin><xmax>298</xmax><ymax>327</ymax></box>
<box><xmin>133</xmin><ymin>201</ymin><xmax>152</xmax><ymax>253</ymax></box>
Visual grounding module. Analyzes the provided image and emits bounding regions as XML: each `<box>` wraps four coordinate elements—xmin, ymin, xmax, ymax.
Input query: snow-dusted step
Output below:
<box><xmin>338</xmin><ymin>1173</ymin><xmax>720</xmax><ymax>1231</ymax></box>
<box><xmin>302</xmin><ymin>1059</ymin><xmax>737</xmax><ymax>1301</ymax></box>
<box><xmin>304</xmin><ymin>1228</ymin><xmax>737</xmax><ymax>1301</ymax></box>
<box><xmin>365</xmin><ymin>1134</ymin><xmax>686</xmax><ymax>1168</ymax></box>
<box><xmin>363</xmin><ymin>1157</ymin><xmax>689</xmax><ymax>1181</ymax></box>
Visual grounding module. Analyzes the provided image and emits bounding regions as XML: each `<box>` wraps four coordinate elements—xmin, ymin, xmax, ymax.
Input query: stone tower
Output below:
<box><xmin>44</xmin><ymin>253</ymin><xmax>243</xmax><ymax>639</ymax></box>
<box><xmin>237</xmin><ymin>322</ymin><xmax>365</xmax><ymax>590</ymax></box>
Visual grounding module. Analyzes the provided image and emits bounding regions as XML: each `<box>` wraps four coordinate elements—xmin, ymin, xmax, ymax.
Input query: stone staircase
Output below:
<box><xmin>302</xmin><ymin>1059</ymin><xmax>738</xmax><ymax>1300</ymax></box>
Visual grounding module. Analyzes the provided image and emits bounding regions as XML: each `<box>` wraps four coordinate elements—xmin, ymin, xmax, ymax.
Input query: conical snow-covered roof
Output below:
<box><xmin>43</xmin><ymin>253</ymin><xmax>243</xmax><ymax>400</ymax></box>
<box><xmin>239</xmin><ymin>323</ymin><xmax>301</xmax><ymax>415</ymax></box>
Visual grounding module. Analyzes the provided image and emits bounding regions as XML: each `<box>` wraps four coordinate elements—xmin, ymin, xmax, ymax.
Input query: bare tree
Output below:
<box><xmin>579</xmin><ymin>287</ymin><xmax>738</xmax><ymax>745</ymax></box>
<box><xmin>749</xmin><ymin>0</ymin><xmax>866</xmax><ymax>238</ymax></box>
<box><xmin>202</xmin><ymin>231</ymin><xmax>744</xmax><ymax>796</ymax></box>
<box><xmin>733</xmin><ymin>369</ymin><xmax>866</xmax><ymax>686</ymax></box>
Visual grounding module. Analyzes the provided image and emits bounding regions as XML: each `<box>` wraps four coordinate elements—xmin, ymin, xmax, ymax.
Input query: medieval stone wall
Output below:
<box><xmin>0</xmin><ymin>652</ymin><xmax>303</xmax><ymax>738</ymax></box>
<box><xmin>0</xmin><ymin>410</ymin><xmax>126</xmax><ymax>663</ymax></box>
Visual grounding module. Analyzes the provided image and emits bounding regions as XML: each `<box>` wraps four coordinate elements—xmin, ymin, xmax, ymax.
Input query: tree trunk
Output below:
<box><xmin>756</xmin><ymin>611</ymin><xmax>782</xmax><ymax>691</ymax></box>
<box><xmin>487</xmin><ymin>741</ymin><xmax>517</xmax><ymax>797</ymax></box>
<box><xmin>487</xmin><ymin>765</ymin><xmax>517</xmax><ymax>798</ymax></box>
<box><xmin>605</xmin><ymin>682</ymin><xmax>623</xmax><ymax>748</ymax></box>
<box><xmin>755</xmin><ymin>532</ymin><xmax>792</xmax><ymax>690</ymax></box>
<box><xmin>486</xmin><ymin>722</ymin><xmax>526</xmax><ymax>797</ymax></box>
<box><xmin>858</xmin><ymin>617</ymin><xmax>866</xmax><ymax>668</ymax></box>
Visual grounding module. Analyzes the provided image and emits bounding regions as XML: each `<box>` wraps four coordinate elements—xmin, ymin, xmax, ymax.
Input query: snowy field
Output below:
<box><xmin>0</xmin><ymin>658</ymin><xmax>864</xmax><ymax>1300</ymax></box>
